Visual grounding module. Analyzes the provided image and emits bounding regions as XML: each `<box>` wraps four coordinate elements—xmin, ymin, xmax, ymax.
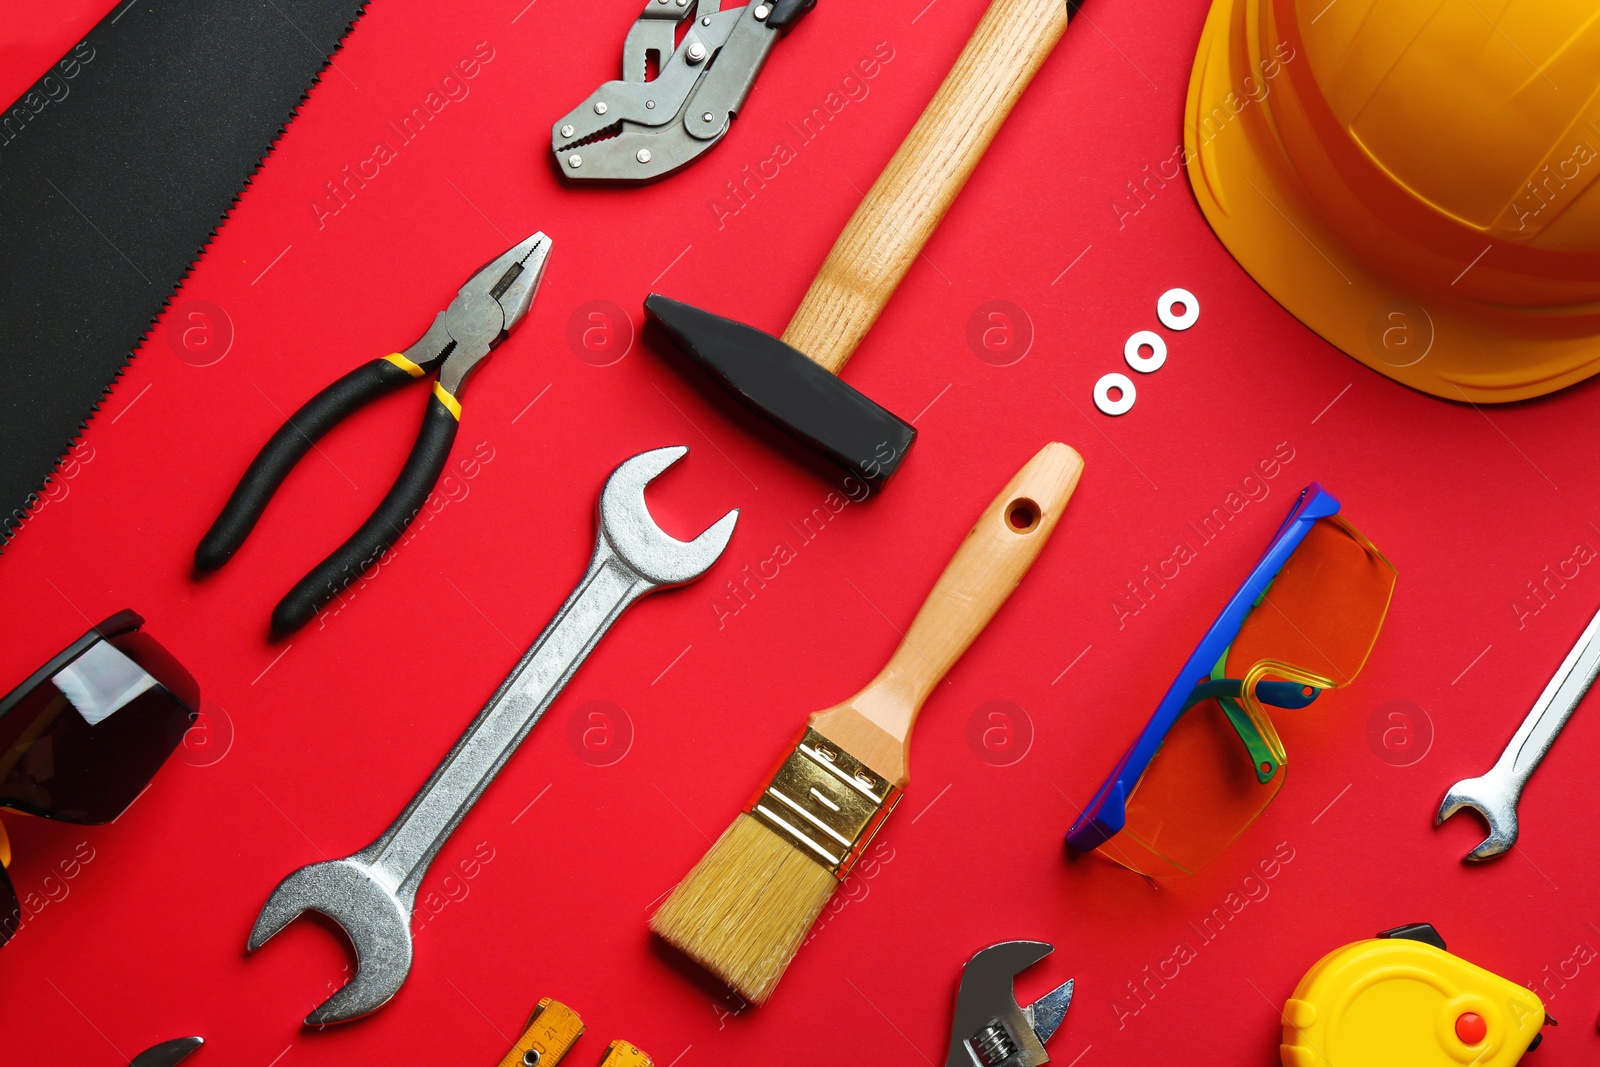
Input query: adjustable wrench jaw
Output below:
<box><xmin>947</xmin><ymin>941</ymin><xmax>1075</xmax><ymax>1067</ymax></box>
<box><xmin>553</xmin><ymin>0</ymin><xmax>814</xmax><ymax>182</ymax></box>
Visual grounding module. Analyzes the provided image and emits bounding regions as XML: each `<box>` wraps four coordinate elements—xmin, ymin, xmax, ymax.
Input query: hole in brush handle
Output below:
<box><xmin>1005</xmin><ymin>496</ymin><xmax>1041</xmax><ymax>533</ymax></box>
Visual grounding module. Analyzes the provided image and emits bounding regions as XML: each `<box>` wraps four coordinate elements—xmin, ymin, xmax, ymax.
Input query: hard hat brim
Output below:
<box><xmin>1184</xmin><ymin>0</ymin><xmax>1600</xmax><ymax>404</ymax></box>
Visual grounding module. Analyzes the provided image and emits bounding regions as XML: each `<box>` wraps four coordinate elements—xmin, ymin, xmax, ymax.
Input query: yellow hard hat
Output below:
<box><xmin>1186</xmin><ymin>0</ymin><xmax>1600</xmax><ymax>402</ymax></box>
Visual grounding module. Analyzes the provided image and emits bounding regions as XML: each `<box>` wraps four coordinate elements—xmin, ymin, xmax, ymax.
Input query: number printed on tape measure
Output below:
<box><xmin>498</xmin><ymin>999</ymin><xmax>585</xmax><ymax>1067</ymax></box>
<box><xmin>597</xmin><ymin>1039</ymin><xmax>654</xmax><ymax>1067</ymax></box>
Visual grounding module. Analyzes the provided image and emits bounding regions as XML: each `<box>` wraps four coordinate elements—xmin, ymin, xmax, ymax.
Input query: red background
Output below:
<box><xmin>5</xmin><ymin>1</ymin><xmax>1600</xmax><ymax>1064</ymax></box>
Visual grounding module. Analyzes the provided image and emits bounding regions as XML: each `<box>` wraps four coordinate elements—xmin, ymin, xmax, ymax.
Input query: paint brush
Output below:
<box><xmin>651</xmin><ymin>442</ymin><xmax>1083</xmax><ymax>1003</ymax></box>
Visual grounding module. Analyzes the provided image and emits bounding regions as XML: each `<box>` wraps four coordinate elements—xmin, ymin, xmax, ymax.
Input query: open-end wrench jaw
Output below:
<box><xmin>947</xmin><ymin>941</ymin><xmax>1075</xmax><ymax>1067</ymax></box>
<box><xmin>248</xmin><ymin>856</ymin><xmax>415</xmax><ymax>1025</ymax></box>
<box><xmin>1436</xmin><ymin>775</ymin><xmax>1519</xmax><ymax>861</ymax></box>
<box><xmin>600</xmin><ymin>445</ymin><xmax>739</xmax><ymax>588</ymax></box>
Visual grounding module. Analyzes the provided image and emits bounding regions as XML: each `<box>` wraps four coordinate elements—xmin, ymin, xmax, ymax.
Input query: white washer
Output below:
<box><xmin>1124</xmin><ymin>330</ymin><xmax>1167</xmax><ymax>373</ymax></box>
<box><xmin>1094</xmin><ymin>373</ymin><xmax>1136</xmax><ymax>416</ymax></box>
<box><xmin>1157</xmin><ymin>288</ymin><xmax>1199</xmax><ymax>330</ymax></box>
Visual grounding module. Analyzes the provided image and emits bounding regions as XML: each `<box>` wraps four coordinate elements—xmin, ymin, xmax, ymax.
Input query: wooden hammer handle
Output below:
<box><xmin>813</xmin><ymin>443</ymin><xmax>1083</xmax><ymax>780</ymax></box>
<box><xmin>780</xmin><ymin>0</ymin><xmax>1071</xmax><ymax>375</ymax></box>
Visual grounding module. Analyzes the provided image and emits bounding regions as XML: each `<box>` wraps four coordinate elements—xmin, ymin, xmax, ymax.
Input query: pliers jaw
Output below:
<box><xmin>401</xmin><ymin>231</ymin><xmax>551</xmax><ymax>396</ymax></box>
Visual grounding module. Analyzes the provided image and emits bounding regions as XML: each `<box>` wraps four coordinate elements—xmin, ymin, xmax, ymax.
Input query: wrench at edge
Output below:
<box><xmin>1437</xmin><ymin>602</ymin><xmax>1600</xmax><ymax>861</ymax></box>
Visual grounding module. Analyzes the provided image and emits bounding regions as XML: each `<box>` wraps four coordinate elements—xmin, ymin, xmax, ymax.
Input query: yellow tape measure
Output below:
<box><xmin>496</xmin><ymin>999</ymin><xmax>654</xmax><ymax>1067</ymax></box>
<box><xmin>1282</xmin><ymin>924</ymin><xmax>1549</xmax><ymax>1067</ymax></box>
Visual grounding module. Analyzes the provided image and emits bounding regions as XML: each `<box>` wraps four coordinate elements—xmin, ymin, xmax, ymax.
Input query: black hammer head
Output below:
<box><xmin>645</xmin><ymin>294</ymin><xmax>917</xmax><ymax>486</ymax></box>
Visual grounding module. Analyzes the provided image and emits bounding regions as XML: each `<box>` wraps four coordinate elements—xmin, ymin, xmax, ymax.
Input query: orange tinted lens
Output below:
<box><xmin>1096</xmin><ymin>697</ymin><xmax>1285</xmax><ymax>877</ymax></box>
<box><xmin>1229</xmin><ymin>517</ymin><xmax>1395</xmax><ymax>689</ymax></box>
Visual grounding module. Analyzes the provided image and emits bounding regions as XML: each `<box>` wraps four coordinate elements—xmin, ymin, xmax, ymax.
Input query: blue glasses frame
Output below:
<box><xmin>1065</xmin><ymin>483</ymin><xmax>1341</xmax><ymax>853</ymax></box>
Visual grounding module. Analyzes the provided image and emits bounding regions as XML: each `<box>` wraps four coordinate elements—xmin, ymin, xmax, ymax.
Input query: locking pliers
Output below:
<box><xmin>552</xmin><ymin>0</ymin><xmax>816</xmax><ymax>182</ymax></box>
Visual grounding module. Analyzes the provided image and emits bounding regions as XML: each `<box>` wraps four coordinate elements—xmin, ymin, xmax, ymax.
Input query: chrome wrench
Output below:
<box><xmin>248</xmin><ymin>446</ymin><xmax>738</xmax><ymax>1024</ymax></box>
<box><xmin>1437</xmin><ymin>602</ymin><xmax>1600</xmax><ymax>861</ymax></box>
<box><xmin>946</xmin><ymin>941</ymin><xmax>1074</xmax><ymax>1066</ymax></box>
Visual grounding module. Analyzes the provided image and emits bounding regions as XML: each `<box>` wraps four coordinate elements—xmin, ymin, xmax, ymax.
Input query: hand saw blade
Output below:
<box><xmin>0</xmin><ymin>0</ymin><xmax>369</xmax><ymax>537</ymax></box>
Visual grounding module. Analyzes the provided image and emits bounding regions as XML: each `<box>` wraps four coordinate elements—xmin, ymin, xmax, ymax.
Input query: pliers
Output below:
<box><xmin>195</xmin><ymin>232</ymin><xmax>551</xmax><ymax>635</ymax></box>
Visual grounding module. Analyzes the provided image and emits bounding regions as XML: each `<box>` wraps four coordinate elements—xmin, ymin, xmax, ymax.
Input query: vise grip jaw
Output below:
<box><xmin>553</xmin><ymin>0</ymin><xmax>816</xmax><ymax>182</ymax></box>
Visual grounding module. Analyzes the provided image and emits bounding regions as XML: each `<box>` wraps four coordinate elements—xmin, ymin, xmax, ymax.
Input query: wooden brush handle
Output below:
<box><xmin>780</xmin><ymin>0</ymin><xmax>1071</xmax><ymax>374</ymax></box>
<box><xmin>813</xmin><ymin>443</ymin><xmax>1084</xmax><ymax>781</ymax></box>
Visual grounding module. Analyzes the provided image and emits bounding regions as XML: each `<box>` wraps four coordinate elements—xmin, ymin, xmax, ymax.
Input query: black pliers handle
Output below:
<box><xmin>195</xmin><ymin>233</ymin><xmax>550</xmax><ymax>635</ymax></box>
<box><xmin>195</xmin><ymin>352</ymin><xmax>462</xmax><ymax>633</ymax></box>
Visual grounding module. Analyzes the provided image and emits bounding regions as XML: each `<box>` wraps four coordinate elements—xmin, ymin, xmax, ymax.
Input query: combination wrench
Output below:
<box><xmin>248</xmin><ymin>446</ymin><xmax>738</xmax><ymax>1024</ymax></box>
<box><xmin>1437</xmin><ymin>602</ymin><xmax>1600</xmax><ymax>861</ymax></box>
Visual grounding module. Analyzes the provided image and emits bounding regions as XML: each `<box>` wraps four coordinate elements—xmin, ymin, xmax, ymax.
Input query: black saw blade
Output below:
<box><xmin>0</xmin><ymin>0</ymin><xmax>370</xmax><ymax>540</ymax></box>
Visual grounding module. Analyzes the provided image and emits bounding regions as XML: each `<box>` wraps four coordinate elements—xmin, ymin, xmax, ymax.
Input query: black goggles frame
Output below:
<box><xmin>0</xmin><ymin>611</ymin><xmax>198</xmax><ymax>946</ymax></box>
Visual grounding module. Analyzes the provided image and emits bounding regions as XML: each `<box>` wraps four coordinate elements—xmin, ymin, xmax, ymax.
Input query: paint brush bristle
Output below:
<box><xmin>650</xmin><ymin>813</ymin><xmax>837</xmax><ymax>1004</ymax></box>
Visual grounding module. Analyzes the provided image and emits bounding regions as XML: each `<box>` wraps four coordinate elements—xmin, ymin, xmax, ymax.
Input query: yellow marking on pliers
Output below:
<box><xmin>597</xmin><ymin>1039</ymin><xmax>654</xmax><ymax>1067</ymax></box>
<box><xmin>433</xmin><ymin>382</ymin><xmax>463</xmax><ymax>419</ymax></box>
<box><xmin>385</xmin><ymin>352</ymin><xmax>427</xmax><ymax>378</ymax></box>
<box><xmin>497</xmin><ymin>998</ymin><xmax>584</xmax><ymax>1067</ymax></box>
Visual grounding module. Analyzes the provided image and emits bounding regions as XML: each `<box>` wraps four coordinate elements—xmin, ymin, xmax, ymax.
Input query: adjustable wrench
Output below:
<box><xmin>248</xmin><ymin>446</ymin><xmax>738</xmax><ymax>1024</ymax></box>
<box><xmin>1437</xmin><ymin>602</ymin><xmax>1600</xmax><ymax>861</ymax></box>
<box><xmin>947</xmin><ymin>941</ymin><xmax>1074</xmax><ymax>1066</ymax></box>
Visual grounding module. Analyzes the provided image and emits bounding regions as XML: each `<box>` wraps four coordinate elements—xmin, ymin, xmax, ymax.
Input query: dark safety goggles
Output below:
<box><xmin>1066</xmin><ymin>485</ymin><xmax>1396</xmax><ymax>876</ymax></box>
<box><xmin>0</xmin><ymin>611</ymin><xmax>198</xmax><ymax>945</ymax></box>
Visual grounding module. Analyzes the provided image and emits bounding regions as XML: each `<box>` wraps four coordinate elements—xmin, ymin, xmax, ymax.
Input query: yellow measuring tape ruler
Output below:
<box><xmin>497</xmin><ymin>999</ymin><xmax>584</xmax><ymax>1067</ymax></box>
<box><xmin>495</xmin><ymin>999</ymin><xmax>654</xmax><ymax>1067</ymax></box>
<box><xmin>595</xmin><ymin>1041</ymin><xmax>653</xmax><ymax>1067</ymax></box>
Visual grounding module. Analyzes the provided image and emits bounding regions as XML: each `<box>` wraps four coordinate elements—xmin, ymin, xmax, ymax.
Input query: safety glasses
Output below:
<box><xmin>1066</xmin><ymin>485</ymin><xmax>1395</xmax><ymax>877</ymax></box>
<box><xmin>0</xmin><ymin>611</ymin><xmax>198</xmax><ymax>945</ymax></box>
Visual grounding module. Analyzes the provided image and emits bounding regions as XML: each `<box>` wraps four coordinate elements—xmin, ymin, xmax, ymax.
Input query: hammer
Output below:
<box><xmin>647</xmin><ymin>0</ymin><xmax>1078</xmax><ymax>486</ymax></box>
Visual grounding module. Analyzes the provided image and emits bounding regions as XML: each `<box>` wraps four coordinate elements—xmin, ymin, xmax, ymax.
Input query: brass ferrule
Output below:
<box><xmin>746</xmin><ymin>728</ymin><xmax>902</xmax><ymax>879</ymax></box>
